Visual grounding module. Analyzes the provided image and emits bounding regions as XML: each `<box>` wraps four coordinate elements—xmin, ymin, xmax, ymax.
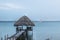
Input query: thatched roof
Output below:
<box><xmin>14</xmin><ymin>16</ymin><xmax>35</xmax><ymax>26</ymax></box>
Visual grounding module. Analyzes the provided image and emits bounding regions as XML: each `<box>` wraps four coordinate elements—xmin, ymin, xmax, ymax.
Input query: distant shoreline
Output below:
<box><xmin>0</xmin><ymin>21</ymin><xmax>60</xmax><ymax>22</ymax></box>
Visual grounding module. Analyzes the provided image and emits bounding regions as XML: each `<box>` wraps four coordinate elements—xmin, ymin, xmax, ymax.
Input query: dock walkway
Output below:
<box><xmin>7</xmin><ymin>30</ymin><xmax>26</xmax><ymax>40</ymax></box>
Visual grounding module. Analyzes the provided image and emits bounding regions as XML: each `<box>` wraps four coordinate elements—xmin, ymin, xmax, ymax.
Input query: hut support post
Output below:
<box><xmin>32</xmin><ymin>27</ymin><xmax>33</xmax><ymax>40</ymax></box>
<box><xmin>16</xmin><ymin>26</ymin><xmax>19</xmax><ymax>33</ymax></box>
<box><xmin>26</xmin><ymin>27</ymin><xmax>28</xmax><ymax>40</ymax></box>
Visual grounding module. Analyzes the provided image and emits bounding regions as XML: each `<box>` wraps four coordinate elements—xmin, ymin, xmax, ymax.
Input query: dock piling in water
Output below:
<box><xmin>4</xmin><ymin>35</ymin><xmax>6</xmax><ymax>40</ymax></box>
<box><xmin>1</xmin><ymin>37</ymin><xmax>3</xmax><ymax>40</ymax></box>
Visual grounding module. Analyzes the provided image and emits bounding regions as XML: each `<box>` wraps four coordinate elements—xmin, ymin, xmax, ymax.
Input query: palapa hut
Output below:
<box><xmin>14</xmin><ymin>16</ymin><xmax>35</xmax><ymax>40</ymax></box>
<box><xmin>4</xmin><ymin>16</ymin><xmax>35</xmax><ymax>40</ymax></box>
<box><xmin>14</xmin><ymin>16</ymin><xmax>35</xmax><ymax>31</ymax></box>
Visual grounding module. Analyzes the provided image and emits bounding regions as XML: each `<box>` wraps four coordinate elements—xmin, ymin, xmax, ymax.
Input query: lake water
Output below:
<box><xmin>0</xmin><ymin>21</ymin><xmax>60</xmax><ymax>40</ymax></box>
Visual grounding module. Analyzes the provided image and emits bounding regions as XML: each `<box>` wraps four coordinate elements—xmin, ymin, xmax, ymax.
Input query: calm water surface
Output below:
<box><xmin>0</xmin><ymin>21</ymin><xmax>60</xmax><ymax>40</ymax></box>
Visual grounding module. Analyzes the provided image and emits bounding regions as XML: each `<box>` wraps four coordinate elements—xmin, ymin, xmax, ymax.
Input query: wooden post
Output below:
<box><xmin>22</xmin><ymin>26</ymin><xmax>23</xmax><ymax>30</ymax></box>
<box><xmin>32</xmin><ymin>27</ymin><xmax>33</xmax><ymax>40</ymax></box>
<box><xmin>26</xmin><ymin>27</ymin><xmax>28</xmax><ymax>40</ymax></box>
<box><xmin>7</xmin><ymin>34</ymin><xmax>8</xmax><ymax>40</ymax></box>
<box><xmin>16</xmin><ymin>27</ymin><xmax>18</xmax><ymax>33</ymax></box>
<box><xmin>4</xmin><ymin>35</ymin><xmax>7</xmax><ymax>40</ymax></box>
<box><xmin>1</xmin><ymin>37</ymin><xmax>3</xmax><ymax>40</ymax></box>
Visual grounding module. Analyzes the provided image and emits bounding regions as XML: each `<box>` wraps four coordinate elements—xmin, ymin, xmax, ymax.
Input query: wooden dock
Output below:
<box><xmin>0</xmin><ymin>16</ymin><xmax>35</xmax><ymax>40</ymax></box>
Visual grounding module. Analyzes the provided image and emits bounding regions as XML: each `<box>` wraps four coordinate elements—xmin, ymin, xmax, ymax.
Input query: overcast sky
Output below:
<box><xmin>0</xmin><ymin>0</ymin><xmax>60</xmax><ymax>21</ymax></box>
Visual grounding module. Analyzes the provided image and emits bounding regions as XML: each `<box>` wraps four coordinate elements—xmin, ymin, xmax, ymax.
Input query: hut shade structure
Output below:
<box><xmin>14</xmin><ymin>16</ymin><xmax>35</xmax><ymax>26</ymax></box>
